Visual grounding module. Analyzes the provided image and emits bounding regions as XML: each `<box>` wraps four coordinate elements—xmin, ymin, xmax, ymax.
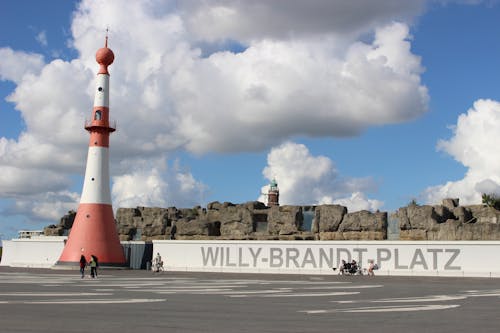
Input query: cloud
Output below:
<box><xmin>333</xmin><ymin>192</ymin><xmax>384</xmax><ymax>212</ymax></box>
<box><xmin>65</xmin><ymin>0</ymin><xmax>430</xmax><ymax>154</ymax></box>
<box><xmin>6</xmin><ymin>191</ymin><xmax>80</xmax><ymax>221</ymax></box>
<box><xmin>0</xmin><ymin>190</ymin><xmax>78</xmax><ymax>240</ymax></box>
<box><xmin>171</xmin><ymin>21</ymin><xmax>429</xmax><ymax>153</ymax></box>
<box><xmin>36</xmin><ymin>31</ymin><xmax>48</xmax><ymax>47</ymax></box>
<box><xmin>0</xmin><ymin>48</ymin><xmax>45</xmax><ymax>83</ymax></box>
<box><xmin>112</xmin><ymin>158</ymin><xmax>208</xmax><ymax>209</ymax></box>
<box><xmin>181</xmin><ymin>0</ymin><xmax>426</xmax><ymax>42</ymax></box>
<box><xmin>425</xmin><ymin>99</ymin><xmax>500</xmax><ymax>204</ymax></box>
<box><xmin>258</xmin><ymin>142</ymin><xmax>383</xmax><ymax>211</ymax></box>
<box><xmin>0</xmin><ymin>0</ymin><xmax>427</xmax><ymax>226</ymax></box>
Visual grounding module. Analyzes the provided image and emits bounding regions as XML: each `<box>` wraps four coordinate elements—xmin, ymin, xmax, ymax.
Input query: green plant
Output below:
<box><xmin>408</xmin><ymin>198</ymin><xmax>419</xmax><ymax>206</ymax></box>
<box><xmin>482</xmin><ymin>193</ymin><xmax>500</xmax><ymax>210</ymax></box>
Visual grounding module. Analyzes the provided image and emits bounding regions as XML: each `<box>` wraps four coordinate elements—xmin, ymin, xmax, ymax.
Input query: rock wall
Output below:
<box><xmin>44</xmin><ymin>210</ymin><xmax>75</xmax><ymax>236</ymax></box>
<box><xmin>394</xmin><ymin>199</ymin><xmax>500</xmax><ymax>240</ymax></box>
<box><xmin>45</xmin><ymin>198</ymin><xmax>500</xmax><ymax>241</ymax></box>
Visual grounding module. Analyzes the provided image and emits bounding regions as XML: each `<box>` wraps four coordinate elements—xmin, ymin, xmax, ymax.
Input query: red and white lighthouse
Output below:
<box><xmin>57</xmin><ymin>36</ymin><xmax>126</xmax><ymax>267</ymax></box>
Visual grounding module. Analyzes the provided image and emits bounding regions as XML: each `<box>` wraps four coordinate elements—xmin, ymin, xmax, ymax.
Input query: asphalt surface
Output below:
<box><xmin>1</xmin><ymin>266</ymin><xmax>500</xmax><ymax>332</ymax></box>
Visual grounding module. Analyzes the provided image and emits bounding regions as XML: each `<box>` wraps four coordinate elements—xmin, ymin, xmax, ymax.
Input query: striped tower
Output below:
<box><xmin>57</xmin><ymin>36</ymin><xmax>126</xmax><ymax>267</ymax></box>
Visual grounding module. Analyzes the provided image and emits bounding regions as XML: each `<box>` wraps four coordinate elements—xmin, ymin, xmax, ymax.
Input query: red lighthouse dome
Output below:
<box><xmin>96</xmin><ymin>36</ymin><xmax>114</xmax><ymax>74</ymax></box>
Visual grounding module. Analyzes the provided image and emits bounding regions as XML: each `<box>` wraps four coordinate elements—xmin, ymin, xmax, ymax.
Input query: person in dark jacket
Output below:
<box><xmin>79</xmin><ymin>255</ymin><xmax>87</xmax><ymax>278</ymax></box>
<box><xmin>90</xmin><ymin>255</ymin><xmax>98</xmax><ymax>278</ymax></box>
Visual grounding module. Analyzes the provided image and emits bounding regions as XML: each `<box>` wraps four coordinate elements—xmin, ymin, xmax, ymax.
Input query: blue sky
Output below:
<box><xmin>1</xmin><ymin>0</ymin><xmax>500</xmax><ymax>241</ymax></box>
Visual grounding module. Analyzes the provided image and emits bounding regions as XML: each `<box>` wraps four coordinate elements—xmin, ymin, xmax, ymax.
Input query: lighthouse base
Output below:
<box><xmin>57</xmin><ymin>203</ymin><xmax>127</xmax><ymax>266</ymax></box>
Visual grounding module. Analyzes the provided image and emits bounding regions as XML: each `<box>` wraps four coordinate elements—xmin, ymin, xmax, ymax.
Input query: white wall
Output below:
<box><xmin>0</xmin><ymin>237</ymin><xmax>67</xmax><ymax>268</ymax></box>
<box><xmin>3</xmin><ymin>238</ymin><xmax>500</xmax><ymax>277</ymax></box>
<box><xmin>154</xmin><ymin>240</ymin><xmax>500</xmax><ymax>278</ymax></box>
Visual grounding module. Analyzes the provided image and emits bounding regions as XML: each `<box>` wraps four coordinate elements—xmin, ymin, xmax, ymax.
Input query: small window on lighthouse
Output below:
<box><xmin>98</xmin><ymin>87</ymin><xmax>103</xmax><ymax>92</ymax></box>
<box><xmin>94</xmin><ymin>110</ymin><xmax>102</xmax><ymax>120</ymax></box>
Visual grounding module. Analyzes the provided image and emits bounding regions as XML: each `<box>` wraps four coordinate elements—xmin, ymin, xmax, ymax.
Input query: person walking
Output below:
<box><xmin>367</xmin><ymin>259</ymin><xmax>376</xmax><ymax>277</ymax></box>
<box><xmin>79</xmin><ymin>255</ymin><xmax>87</xmax><ymax>278</ymax></box>
<box><xmin>90</xmin><ymin>255</ymin><xmax>98</xmax><ymax>278</ymax></box>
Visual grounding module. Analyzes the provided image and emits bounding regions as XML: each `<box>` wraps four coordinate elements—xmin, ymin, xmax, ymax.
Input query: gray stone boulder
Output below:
<box><xmin>318</xmin><ymin>210</ymin><xmax>387</xmax><ymax>240</ymax></box>
<box><xmin>314</xmin><ymin>205</ymin><xmax>347</xmax><ymax>232</ymax></box>
<box><xmin>176</xmin><ymin>218</ymin><xmax>209</xmax><ymax>236</ymax></box>
<box><xmin>452</xmin><ymin>206</ymin><xmax>473</xmax><ymax>224</ymax></box>
<box><xmin>116</xmin><ymin>208</ymin><xmax>142</xmax><ymax>240</ymax></box>
<box><xmin>339</xmin><ymin>210</ymin><xmax>387</xmax><ymax>233</ymax></box>
<box><xmin>218</xmin><ymin>205</ymin><xmax>254</xmax><ymax>238</ymax></box>
<box><xmin>267</xmin><ymin>205</ymin><xmax>302</xmax><ymax>235</ymax></box>
<box><xmin>60</xmin><ymin>210</ymin><xmax>76</xmax><ymax>229</ymax></box>
<box><xmin>207</xmin><ymin>201</ymin><xmax>236</xmax><ymax>210</ymax></box>
<box><xmin>395</xmin><ymin>204</ymin><xmax>456</xmax><ymax>240</ymax></box>
<box><xmin>442</xmin><ymin>198</ymin><xmax>460</xmax><ymax>210</ymax></box>
<box><xmin>467</xmin><ymin>205</ymin><xmax>500</xmax><ymax>224</ymax></box>
<box><xmin>437</xmin><ymin>220</ymin><xmax>500</xmax><ymax>240</ymax></box>
<box><xmin>44</xmin><ymin>210</ymin><xmax>76</xmax><ymax>236</ymax></box>
<box><xmin>243</xmin><ymin>201</ymin><xmax>268</xmax><ymax>210</ymax></box>
<box><xmin>44</xmin><ymin>225</ymin><xmax>64</xmax><ymax>236</ymax></box>
<box><xmin>115</xmin><ymin>207</ymin><xmax>170</xmax><ymax>240</ymax></box>
<box><xmin>396</xmin><ymin>204</ymin><xmax>452</xmax><ymax>231</ymax></box>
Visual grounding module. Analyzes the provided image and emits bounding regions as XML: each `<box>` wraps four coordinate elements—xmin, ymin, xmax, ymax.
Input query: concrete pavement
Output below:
<box><xmin>1</xmin><ymin>267</ymin><xmax>500</xmax><ymax>332</ymax></box>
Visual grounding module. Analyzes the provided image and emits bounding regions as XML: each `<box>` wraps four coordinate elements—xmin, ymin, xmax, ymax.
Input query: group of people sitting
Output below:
<box><xmin>339</xmin><ymin>259</ymin><xmax>360</xmax><ymax>275</ymax></box>
<box><xmin>337</xmin><ymin>259</ymin><xmax>378</xmax><ymax>276</ymax></box>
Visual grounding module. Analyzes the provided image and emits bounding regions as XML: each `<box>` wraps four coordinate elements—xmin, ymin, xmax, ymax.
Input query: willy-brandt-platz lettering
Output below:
<box><xmin>200</xmin><ymin>246</ymin><xmax>461</xmax><ymax>271</ymax></box>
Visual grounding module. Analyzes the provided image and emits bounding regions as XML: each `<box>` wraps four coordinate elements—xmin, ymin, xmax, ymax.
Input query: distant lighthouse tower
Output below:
<box><xmin>267</xmin><ymin>178</ymin><xmax>280</xmax><ymax>207</ymax></box>
<box><xmin>57</xmin><ymin>35</ymin><xmax>126</xmax><ymax>267</ymax></box>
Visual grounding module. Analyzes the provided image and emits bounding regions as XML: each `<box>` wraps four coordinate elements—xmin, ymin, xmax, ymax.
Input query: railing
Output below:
<box><xmin>84</xmin><ymin>119</ymin><xmax>117</xmax><ymax>131</ymax></box>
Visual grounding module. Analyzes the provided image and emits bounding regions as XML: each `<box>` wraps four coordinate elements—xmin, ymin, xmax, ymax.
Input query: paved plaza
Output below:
<box><xmin>1</xmin><ymin>267</ymin><xmax>500</xmax><ymax>332</ymax></box>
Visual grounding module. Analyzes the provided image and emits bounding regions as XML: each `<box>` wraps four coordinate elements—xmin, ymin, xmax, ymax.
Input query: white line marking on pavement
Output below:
<box><xmin>302</xmin><ymin>304</ymin><xmax>460</xmax><ymax>314</ymax></box>
<box><xmin>304</xmin><ymin>285</ymin><xmax>383</xmax><ymax>290</ymax></box>
<box><xmin>222</xmin><ymin>289</ymin><xmax>291</xmax><ymax>295</ymax></box>
<box><xmin>466</xmin><ymin>293</ymin><xmax>500</xmax><ymax>297</ymax></box>
<box><xmin>22</xmin><ymin>298</ymin><xmax>167</xmax><ymax>304</ymax></box>
<box><xmin>0</xmin><ymin>292</ymin><xmax>113</xmax><ymax>297</ymax></box>
<box><xmin>333</xmin><ymin>294</ymin><xmax>467</xmax><ymax>304</ymax></box>
<box><xmin>463</xmin><ymin>289</ymin><xmax>500</xmax><ymax>293</ymax></box>
<box><xmin>262</xmin><ymin>291</ymin><xmax>360</xmax><ymax>298</ymax></box>
<box><xmin>373</xmin><ymin>295</ymin><xmax>467</xmax><ymax>303</ymax></box>
<box><xmin>155</xmin><ymin>288</ymin><xmax>233</xmax><ymax>293</ymax></box>
<box><xmin>83</xmin><ymin>283</ymin><xmax>165</xmax><ymax>287</ymax></box>
<box><xmin>147</xmin><ymin>285</ymin><xmax>248</xmax><ymax>290</ymax></box>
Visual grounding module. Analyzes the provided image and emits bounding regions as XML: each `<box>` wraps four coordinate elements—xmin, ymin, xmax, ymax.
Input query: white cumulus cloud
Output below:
<box><xmin>112</xmin><ymin>158</ymin><xmax>207</xmax><ymax>209</ymax></box>
<box><xmin>182</xmin><ymin>0</ymin><xmax>425</xmax><ymax>42</ymax></box>
<box><xmin>0</xmin><ymin>48</ymin><xmax>45</xmax><ymax>83</ymax></box>
<box><xmin>258</xmin><ymin>142</ymin><xmax>383</xmax><ymax>212</ymax></box>
<box><xmin>425</xmin><ymin>99</ymin><xmax>500</xmax><ymax>204</ymax></box>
